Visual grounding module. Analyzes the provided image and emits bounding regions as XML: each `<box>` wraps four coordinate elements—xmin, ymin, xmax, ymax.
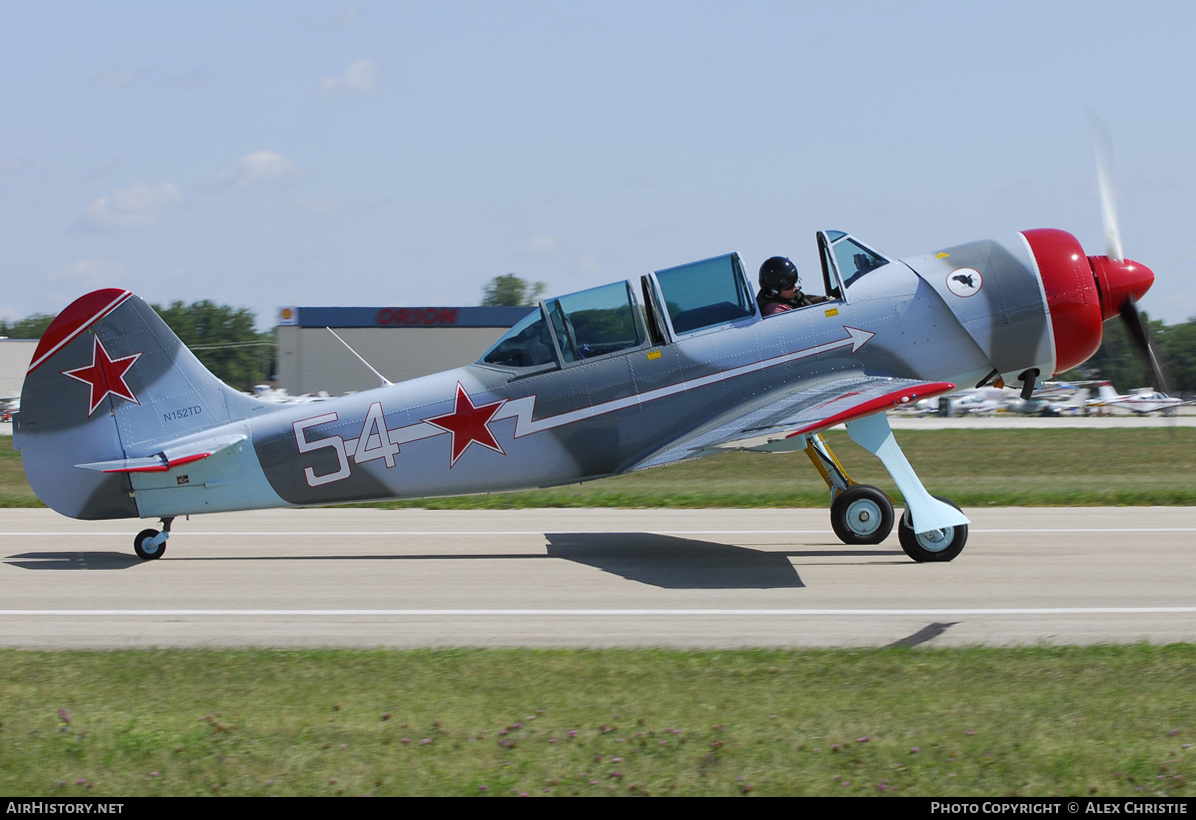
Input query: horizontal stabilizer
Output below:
<box><xmin>75</xmin><ymin>434</ymin><xmax>248</xmax><ymax>474</ymax></box>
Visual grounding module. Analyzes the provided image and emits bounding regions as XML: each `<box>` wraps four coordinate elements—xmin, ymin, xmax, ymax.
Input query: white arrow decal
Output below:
<box><xmin>494</xmin><ymin>325</ymin><xmax>876</xmax><ymax>437</ymax></box>
<box><xmin>366</xmin><ymin>325</ymin><xmax>876</xmax><ymax>446</ymax></box>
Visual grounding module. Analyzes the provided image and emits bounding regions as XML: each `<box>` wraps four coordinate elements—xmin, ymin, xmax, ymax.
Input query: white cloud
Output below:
<box><xmin>222</xmin><ymin>151</ymin><xmax>303</xmax><ymax>187</ymax></box>
<box><xmin>525</xmin><ymin>234</ymin><xmax>558</xmax><ymax>254</ymax></box>
<box><xmin>316</xmin><ymin>59</ymin><xmax>380</xmax><ymax>98</ymax></box>
<box><xmin>83</xmin><ymin>183</ymin><xmax>183</xmax><ymax>228</ymax></box>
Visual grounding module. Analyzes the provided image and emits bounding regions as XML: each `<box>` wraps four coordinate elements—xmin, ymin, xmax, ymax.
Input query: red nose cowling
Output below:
<box><xmin>1021</xmin><ymin>228</ymin><xmax>1155</xmax><ymax>375</ymax></box>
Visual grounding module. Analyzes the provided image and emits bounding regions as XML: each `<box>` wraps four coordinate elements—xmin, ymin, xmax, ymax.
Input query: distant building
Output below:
<box><xmin>274</xmin><ymin>305</ymin><xmax>531</xmax><ymax>396</ymax></box>
<box><xmin>0</xmin><ymin>339</ymin><xmax>37</xmax><ymax>400</ymax></box>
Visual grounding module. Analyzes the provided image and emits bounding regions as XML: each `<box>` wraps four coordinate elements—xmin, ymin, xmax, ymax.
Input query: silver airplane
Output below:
<box><xmin>15</xmin><ymin>226</ymin><xmax>1155</xmax><ymax>563</ymax></box>
<box><xmin>1086</xmin><ymin>382</ymin><xmax>1194</xmax><ymax>415</ymax></box>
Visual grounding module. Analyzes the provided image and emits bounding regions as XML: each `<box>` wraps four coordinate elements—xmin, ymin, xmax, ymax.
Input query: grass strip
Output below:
<box><xmin>0</xmin><ymin>646</ymin><xmax>1192</xmax><ymax>797</ymax></box>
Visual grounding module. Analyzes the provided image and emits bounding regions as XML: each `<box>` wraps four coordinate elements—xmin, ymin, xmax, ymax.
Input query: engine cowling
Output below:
<box><xmin>1021</xmin><ymin>228</ymin><xmax>1154</xmax><ymax>374</ymax></box>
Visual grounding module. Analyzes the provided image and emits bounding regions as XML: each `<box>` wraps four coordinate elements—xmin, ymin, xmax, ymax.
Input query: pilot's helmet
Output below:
<box><xmin>759</xmin><ymin>256</ymin><xmax>800</xmax><ymax>295</ymax></box>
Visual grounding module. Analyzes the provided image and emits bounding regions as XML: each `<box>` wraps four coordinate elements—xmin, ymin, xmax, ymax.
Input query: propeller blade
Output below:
<box><xmin>1091</xmin><ymin>114</ymin><xmax>1124</xmax><ymax>262</ymax></box>
<box><xmin>1118</xmin><ymin>297</ymin><xmax>1169</xmax><ymax>395</ymax></box>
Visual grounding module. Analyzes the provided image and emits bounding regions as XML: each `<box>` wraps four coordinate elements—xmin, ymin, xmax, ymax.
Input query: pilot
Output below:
<box><xmin>757</xmin><ymin>256</ymin><xmax>826</xmax><ymax>316</ymax></box>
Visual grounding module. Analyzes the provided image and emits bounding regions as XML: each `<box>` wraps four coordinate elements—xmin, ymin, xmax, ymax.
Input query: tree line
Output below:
<box><xmin>1</xmin><ymin>302</ymin><xmax>273</xmax><ymax>390</ymax></box>
<box><xmin>1060</xmin><ymin>312</ymin><xmax>1196</xmax><ymax>395</ymax></box>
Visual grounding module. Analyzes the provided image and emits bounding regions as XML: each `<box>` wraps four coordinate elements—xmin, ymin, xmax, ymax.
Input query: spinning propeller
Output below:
<box><xmin>1093</xmin><ymin>127</ymin><xmax>1168</xmax><ymax>394</ymax></box>
<box><xmin>1022</xmin><ymin>132</ymin><xmax>1155</xmax><ymax>386</ymax></box>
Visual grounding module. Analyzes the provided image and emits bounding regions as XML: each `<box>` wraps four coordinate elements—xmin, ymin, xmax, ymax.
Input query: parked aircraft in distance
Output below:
<box><xmin>911</xmin><ymin>383</ymin><xmax>1093</xmax><ymax>417</ymax></box>
<box><xmin>1088</xmin><ymin>381</ymin><xmax>1194</xmax><ymax>415</ymax></box>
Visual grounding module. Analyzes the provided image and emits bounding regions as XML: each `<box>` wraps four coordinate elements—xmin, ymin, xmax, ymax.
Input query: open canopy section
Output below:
<box><xmin>653</xmin><ymin>253</ymin><xmax>756</xmax><ymax>334</ymax></box>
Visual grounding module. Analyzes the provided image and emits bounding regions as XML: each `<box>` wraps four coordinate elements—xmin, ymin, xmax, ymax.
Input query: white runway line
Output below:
<box><xmin>6</xmin><ymin>527</ymin><xmax>1196</xmax><ymax>537</ymax></box>
<box><xmin>4</xmin><ymin>608</ymin><xmax>1196</xmax><ymax>617</ymax></box>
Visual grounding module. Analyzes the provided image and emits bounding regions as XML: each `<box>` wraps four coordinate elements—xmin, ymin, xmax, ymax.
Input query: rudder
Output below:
<box><xmin>19</xmin><ymin>289</ymin><xmax>264</xmax><ymax>519</ymax></box>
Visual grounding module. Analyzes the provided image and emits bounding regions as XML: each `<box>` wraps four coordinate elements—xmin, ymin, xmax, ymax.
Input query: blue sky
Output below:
<box><xmin>2</xmin><ymin>0</ymin><xmax>1194</xmax><ymax>329</ymax></box>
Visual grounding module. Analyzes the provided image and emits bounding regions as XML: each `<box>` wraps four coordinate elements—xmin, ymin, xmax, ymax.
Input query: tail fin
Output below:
<box><xmin>20</xmin><ymin>289</ymin><xmax>264</xmax><ymax>519</ymax></box>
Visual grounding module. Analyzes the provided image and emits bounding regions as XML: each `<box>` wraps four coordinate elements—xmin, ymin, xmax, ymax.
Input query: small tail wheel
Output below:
<box><xmin>830</xmin><ymin>484</ymin><xmax>895</xmax><ymax>545</ymax></box>
<box><xmin>898</xmin><ymin>496</ymin><xmax>967</xmax><ymax>562</ymax></box>
<box><xmin>134</xmin><ymin>528</ymin><xmax>166</xmax><ymax>560</ymax></box>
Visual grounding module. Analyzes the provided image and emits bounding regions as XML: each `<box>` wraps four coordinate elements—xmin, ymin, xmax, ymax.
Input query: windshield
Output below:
<box><xmin>480</xmin><ymin>309</ymin><xmax>556</xmax><ymax>368</ymax></box>
<box><xmin>828</xmin><ymin>232</ymin><xmax>889</xmax><ymax>287</ymax></box>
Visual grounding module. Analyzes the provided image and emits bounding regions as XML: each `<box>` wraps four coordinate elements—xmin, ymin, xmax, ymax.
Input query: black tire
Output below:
<box><xmin>897</xmin><ymin>496</ymin><xmax>967</xmax><ymax>562</ymax></box>
<box><xmin>134</xmin><ymin>528</ymin><xmax>165</xmax><ymax>560</ymax></box>
<box><xmin>830</xmin><ymin>485</ymin><xmax>895</xmax><ymax>545</ymax></box>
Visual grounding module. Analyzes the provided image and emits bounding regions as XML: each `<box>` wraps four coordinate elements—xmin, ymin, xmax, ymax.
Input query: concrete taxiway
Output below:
<box><xmin>1</xmin><ymin>507</ymin><xmax>1193</xmax><ymax>650</ymax></box>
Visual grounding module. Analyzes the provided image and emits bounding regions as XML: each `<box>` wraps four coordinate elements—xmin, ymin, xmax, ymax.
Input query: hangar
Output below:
<box><xmin>1</xmin><ymin>339</ymin><xmax>36</xmax><ymax>402</ymax></box>
<box><xmin>274</xmin><ymin>304</ymin><xmax>530</xmax><ymax>396</ymax></box>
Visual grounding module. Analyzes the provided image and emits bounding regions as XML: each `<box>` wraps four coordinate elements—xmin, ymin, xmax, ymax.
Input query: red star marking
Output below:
<box><xmin>61</xmin><ymin>335</ymin><xmax>143</xmax><ymax>417</ymax></box>
<box><xmin>423</xmin><ymin>383</ymin><xmax>507</xmax><ymax>467</ymax></box>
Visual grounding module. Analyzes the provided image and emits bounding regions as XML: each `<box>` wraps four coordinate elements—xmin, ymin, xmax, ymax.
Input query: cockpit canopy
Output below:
<box><xmin>479</xmin><ymin>236</ymin><xmax>891</xmax><ymax>370</ymax></box>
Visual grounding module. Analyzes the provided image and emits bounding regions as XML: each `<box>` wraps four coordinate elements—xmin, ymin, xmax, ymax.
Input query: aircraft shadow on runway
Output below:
<box><xmin>4</xmin><ymin>551</ymin><xmax>144</xmax><ymax>570</ymax></box>
<box><xmin>545</xmin><ymin>532</ymin><xmax>804</xmax><ymax>589</ymax></box>
<box><xmin>545</xmin><ymin>532</ymin><xmax>898</xmax><ymax>589</ymax></box>
<box><xmin>4</xmin><ymin>534</ymin><xmax>900</xmax><ymax>589</ymax></box>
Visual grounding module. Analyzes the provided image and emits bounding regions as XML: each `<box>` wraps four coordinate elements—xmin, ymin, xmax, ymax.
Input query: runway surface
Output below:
<box><xmin>1</xmin><ymin>506</ymin><xmax>1193</xmax><ymax>650</ymax></box>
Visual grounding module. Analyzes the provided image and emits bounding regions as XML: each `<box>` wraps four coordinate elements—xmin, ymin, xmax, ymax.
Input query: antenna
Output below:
<box><xmin>324</xmin><ymin>328</ymin><xmax>392</xmax><ymax>387</ymax></box>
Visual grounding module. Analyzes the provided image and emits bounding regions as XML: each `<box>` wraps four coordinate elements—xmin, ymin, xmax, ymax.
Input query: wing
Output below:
<box><xmin>630</xmin><ymin>375</ymin><xmax>954</xmax><ymax>470</ymax></box>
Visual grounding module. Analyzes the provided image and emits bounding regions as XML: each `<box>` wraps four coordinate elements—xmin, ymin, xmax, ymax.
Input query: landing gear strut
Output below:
<box><xmin>133</xmin><ymin>517</ymin><xmax>173</xmax><ymax>560</ymax></box>
<box><xmin>796</xmin><ymin>415</ymin><xmax>971</xmax><ymax>560</ymax></box>
<box><xmin>897</xmin><ymin>497</ymin><xmax>968</xmax><ymax>562</ymax></box>
<box><xmin>804</xmin><ymin>433</ymin><xmax>896</xmax><ymax>546</ymax></box>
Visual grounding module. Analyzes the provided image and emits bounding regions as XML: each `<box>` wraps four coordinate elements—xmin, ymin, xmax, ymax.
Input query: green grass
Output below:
<box><xmin>6</xmin><ymin>428</ymin><xmax>1196</xmax><ymax>509</ymax></box>
<box><xmin>1</xmin><ymin>646</ymin><xmax>1192</xmax><ymax>797</ymax></box>
<box><xmin>0</xmin><ymin>436</ymin><xmax>41</xmax><ymax>507</ymax></box>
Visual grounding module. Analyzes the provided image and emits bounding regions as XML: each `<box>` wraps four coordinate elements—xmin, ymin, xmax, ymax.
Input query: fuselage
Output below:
<box><xmin>18</xmin><ymin>228</ymin><xmax>1152</xmax><ymax>522</ymax></box>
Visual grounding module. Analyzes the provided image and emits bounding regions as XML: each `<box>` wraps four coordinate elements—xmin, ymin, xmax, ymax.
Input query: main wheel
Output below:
<box><xmin>830</xmin><ymin>485</ymin><xmax>895</xmax><ymax>545</ymax></box>
<box><xmin>897</xmin><ymin>497</ymin><xmax>967</xmax><ymax>562</ymax></box>
<box><xmin>133</xmin><ymin>528</ymin><xmax>166</xmax><ymax>560</ymax></box>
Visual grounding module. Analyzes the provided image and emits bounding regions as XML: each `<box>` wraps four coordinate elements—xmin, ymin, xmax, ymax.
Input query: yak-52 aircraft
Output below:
<box><xmin>15</xmin><ymin>216</ymin><xmax>1157</xmax><ymax>564</ymax></box>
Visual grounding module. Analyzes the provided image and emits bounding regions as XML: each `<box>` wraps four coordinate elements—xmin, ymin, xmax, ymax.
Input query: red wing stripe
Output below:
<box><xmin>168</xmin><ymin>453</ymin><xmax>212</xmax><ymax>469</ymax></box>
<box><xmin>787</xmin><ymin>382</ymin><xmax>955</xmax><ymax>437</ymax></box>
<box><xmin>102</xmin><ymin>452</ymin><xmax>212</xmax><ymax>473</ymax></box>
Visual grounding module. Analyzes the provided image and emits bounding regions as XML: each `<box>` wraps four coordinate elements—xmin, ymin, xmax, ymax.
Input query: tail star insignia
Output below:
<box><xmin>61</xmin><ymin>335</ymin><xmax>143</xmax><ymax>417</ymax></box>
